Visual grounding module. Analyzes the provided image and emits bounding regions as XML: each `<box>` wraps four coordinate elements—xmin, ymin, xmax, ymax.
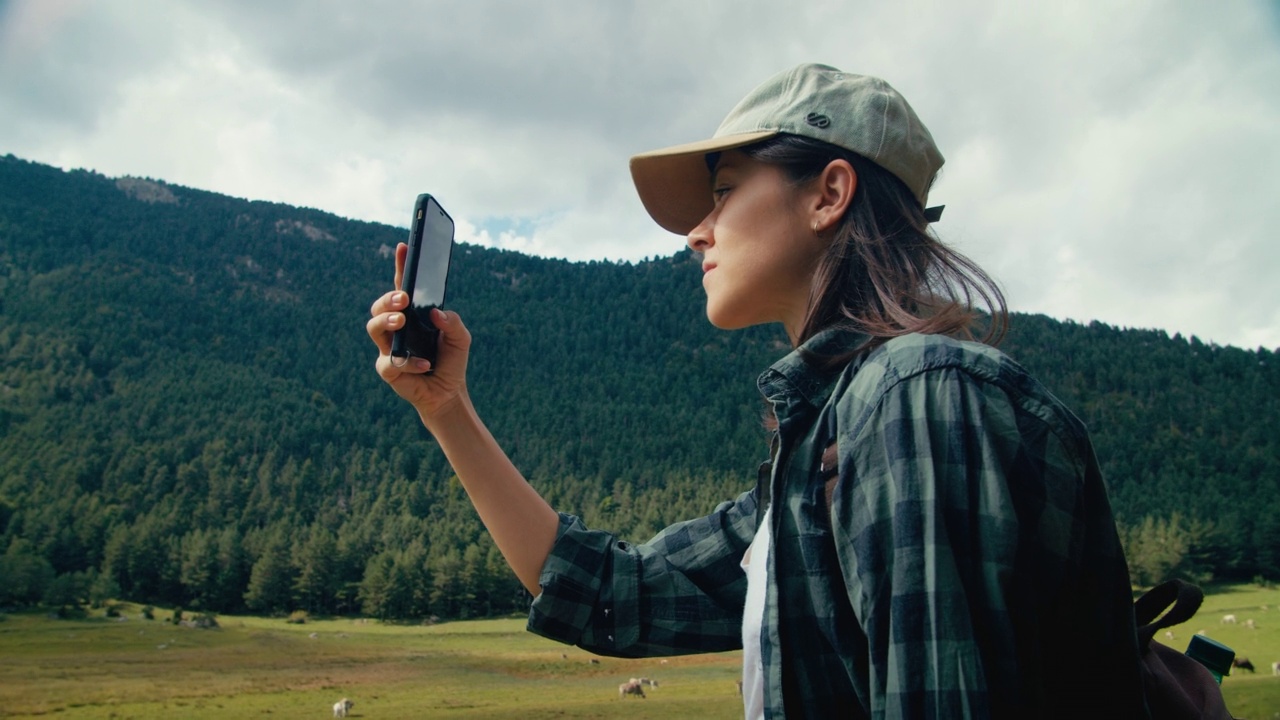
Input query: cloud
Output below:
<box><xmin>1</xmin><ymin>0</ymin><xmax>1277</xmax><ymax>349</ymax></box>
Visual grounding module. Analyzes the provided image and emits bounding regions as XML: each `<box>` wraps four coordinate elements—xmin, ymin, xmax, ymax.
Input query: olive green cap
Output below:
<box><xmin>630</xmin><ymin>63</ymin><xmax>944</xmax><ymax>235</ymax></box>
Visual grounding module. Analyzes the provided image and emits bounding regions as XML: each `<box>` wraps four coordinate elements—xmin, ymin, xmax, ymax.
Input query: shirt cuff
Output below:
<box><xmin>526</xmin><ymin>512</ymin><xmax>639</xmax><ymax>652</ymax></box>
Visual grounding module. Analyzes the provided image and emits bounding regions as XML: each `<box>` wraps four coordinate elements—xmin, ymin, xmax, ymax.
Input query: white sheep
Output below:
<box><xmin>619</xmin><ymin>679</ymin><xmax>645</xmax><ymax>699</ymax></box>
<box><xmin>333</xmin><ymin>698</ymin><xmax>354</xmax><ymax>717</ymax></box>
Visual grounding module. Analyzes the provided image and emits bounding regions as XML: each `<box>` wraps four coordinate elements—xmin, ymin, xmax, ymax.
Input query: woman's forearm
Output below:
<box><xmin>420</xmin><ymin>395</ymin><xmax>560</xmax><ymax>596</ymax></box>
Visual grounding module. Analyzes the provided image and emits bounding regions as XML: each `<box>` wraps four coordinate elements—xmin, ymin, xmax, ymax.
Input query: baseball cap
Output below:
<box><xmin>630</xmin><ymin>63</ymin><xmax>944</xmax><ymax>235</ymax></box>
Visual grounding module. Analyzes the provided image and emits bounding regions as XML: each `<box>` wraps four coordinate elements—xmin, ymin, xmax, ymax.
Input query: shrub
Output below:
<box><xmin>191</xmin><ymin>613</ymin><xmax>219</xmax><ymax>629</ymax></box>
<box><xmin>286</xmin><ymin>610</ymin><xmax>309</xmax><ymax>624</ymax></box>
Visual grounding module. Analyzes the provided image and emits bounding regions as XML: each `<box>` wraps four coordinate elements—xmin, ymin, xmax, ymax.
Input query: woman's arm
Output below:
<box><xmin>367</xmin><ymin>243</ymin><xmax>559</xmax><ymax>595</ymax></box>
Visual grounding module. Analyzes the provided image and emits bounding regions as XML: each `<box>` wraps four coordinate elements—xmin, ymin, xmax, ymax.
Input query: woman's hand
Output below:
<box><xmin>367</xmin><ymin>242</ymin><xmax>472</xmax><ymax>422</ymax></box>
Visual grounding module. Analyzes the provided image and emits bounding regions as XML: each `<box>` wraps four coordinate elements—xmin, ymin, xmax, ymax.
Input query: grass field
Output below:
<box><xmin>1</xmin><ymin>584</ymin><xmax>1277</xmax><ymax>719</ymax></box>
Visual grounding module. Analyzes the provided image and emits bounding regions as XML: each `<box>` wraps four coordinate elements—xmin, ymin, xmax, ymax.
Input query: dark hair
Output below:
<box><xmin>735</xmin><ymin>134</ymin><xmax>1007</xmax><ymax>360</ymax></box>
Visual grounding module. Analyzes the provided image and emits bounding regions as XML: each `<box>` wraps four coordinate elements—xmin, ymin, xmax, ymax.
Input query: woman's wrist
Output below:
<box><xmin>416</xmin><ymin>388</ymin><xmax>474</xmax><ymax>436</ymax></box>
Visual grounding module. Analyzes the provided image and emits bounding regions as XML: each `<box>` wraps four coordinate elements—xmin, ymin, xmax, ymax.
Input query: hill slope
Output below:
<box><xmin>1</xmin><ymin>155</ymin><xmax>1277</xmax><ymax>618</ymax></box>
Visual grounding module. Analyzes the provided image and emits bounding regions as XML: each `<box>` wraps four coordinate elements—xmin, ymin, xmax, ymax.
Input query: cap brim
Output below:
<box><xmin>629</xmin><ymin>130</ymin><xmax>779</xmax><ymax>236</ymax></box>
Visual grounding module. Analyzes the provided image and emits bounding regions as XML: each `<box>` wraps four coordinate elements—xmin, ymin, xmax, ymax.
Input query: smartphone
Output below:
<box><xmin>390</xmin><ymin>193</ymin><xmax>455</xmax><ymax>371</ymax></box>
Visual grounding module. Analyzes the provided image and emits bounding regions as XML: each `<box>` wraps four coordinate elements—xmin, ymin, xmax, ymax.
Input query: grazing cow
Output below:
<box><xmin>1233</xmin><ymin>657</ymin><xmax>1255</xmax><ymax>673</ymax></box>
<box><xmin>639</xmin><ymin>677</ymin><xmax>659</xmax><ymax>688</ymax></box>
<box><xmin>1244</xmin><ymin>618</ymin><xmax>1257</xmax><ymax>629</ymax></box>
<box><xmin>333</xmin><ymin>698</ymin><xmax>354</xmax><ymax>717</ymax></box>
<box><xmin>588</xmin><ymin>658</ymin><xmax>600</xmax><ymax>665</ymax></box>
<box><xmin>1163</xmin><ymin>630</ymin><xmax>1174</xmax><ymax>641</ymax></box>
<box><xmin>1272</xmin><ymin>660</ymin><xmax>1280</xmax><ymax>676</ymax></box>
<box><xmin>1221</xmin><ymin>614</ymin><xmax>1237</xmax><ymax>624</ymax></box>
<box><xmin>619</xmin><ymin>679</ymin><xmax>646</xmax><ymax>699</ymax></box>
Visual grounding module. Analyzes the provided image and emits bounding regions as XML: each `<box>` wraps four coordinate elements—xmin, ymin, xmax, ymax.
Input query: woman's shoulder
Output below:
<box><xmin>841</xmin><ymin>332</ymin><xmax>1088</xmax><ymax>442</ymax></box>
<box><xmin>858</xmin><ymin>332</ymin><xmax>1020</xmax><ymax>386</ymax></box>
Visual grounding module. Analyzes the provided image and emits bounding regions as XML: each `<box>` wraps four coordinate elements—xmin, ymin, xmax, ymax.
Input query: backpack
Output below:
<box><xmin>1132</xmin><ymin>579</ymin><xmax>1235</xmax><ymax>719</ymax></box>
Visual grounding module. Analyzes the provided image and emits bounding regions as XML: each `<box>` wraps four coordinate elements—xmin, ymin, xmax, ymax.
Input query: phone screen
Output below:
<box><xmin>411</xmin><ymin>196</ymin><xmax>454</xmax><ymax>310</ymax></box>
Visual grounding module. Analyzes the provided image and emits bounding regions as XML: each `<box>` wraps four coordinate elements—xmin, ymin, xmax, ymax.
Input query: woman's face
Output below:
<box><xmin>686</xmin><ymin>151</ymin><xmax>828</xmax><ymax>342</ymax></box>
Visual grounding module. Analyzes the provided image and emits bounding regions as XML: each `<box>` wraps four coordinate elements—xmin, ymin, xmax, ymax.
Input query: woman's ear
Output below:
<box><xmin>810</xmin><ymin>159</ymin><xmax>857</xmax><ymax>234</ymax></box>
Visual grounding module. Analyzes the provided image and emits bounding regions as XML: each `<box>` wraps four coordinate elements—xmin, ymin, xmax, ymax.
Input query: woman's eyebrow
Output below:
<box><xmin>710</xmin><ymin>159</ymin><xmax>741</xmax><ymax>188</ymax></box>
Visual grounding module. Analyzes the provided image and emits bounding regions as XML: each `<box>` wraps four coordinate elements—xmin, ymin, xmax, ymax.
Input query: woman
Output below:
<box><xmin>367</xmin><ymin>64</ymin><xmax>1147</xmax><ymax>719</ymax></box>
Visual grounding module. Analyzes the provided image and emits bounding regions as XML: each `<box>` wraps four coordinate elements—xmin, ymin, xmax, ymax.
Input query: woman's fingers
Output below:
<box><xmin>367</xmin><ymin>290</ymin><xmax>409</xmax><ymax>353</ymax></box>
<box><xmin>394</xmin><ymin>242</ymin><xmax>407</xmax><ymax>289</ymax></box>
<box><xmin>369</xmin><ymin>289</ymin><xmax>409</xmax><ymax>318</ymax></box>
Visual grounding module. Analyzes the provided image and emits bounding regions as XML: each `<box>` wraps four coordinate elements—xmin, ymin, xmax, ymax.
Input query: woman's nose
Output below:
<box><xmin>686</xmin><ymin>214</ymin><xmax>713</xmax><ymax>252</ymax></box>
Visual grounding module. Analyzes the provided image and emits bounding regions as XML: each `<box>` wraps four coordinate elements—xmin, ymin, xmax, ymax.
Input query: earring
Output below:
<box><xmin>812</xmin><ymin>220</ymin><xmax>820</xmax><ymax>233</ymax></box>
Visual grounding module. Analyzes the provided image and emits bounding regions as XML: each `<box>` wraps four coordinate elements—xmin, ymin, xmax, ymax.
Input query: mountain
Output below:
<box><xmin>1</xmin><ymin>154</ymin><xmax>1277</xmax><ymax>618</ymax></box>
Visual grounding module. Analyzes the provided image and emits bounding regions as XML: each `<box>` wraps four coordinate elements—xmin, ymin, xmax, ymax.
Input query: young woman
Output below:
<box><xmin>368</xmin><ymin>64</ymin><xmax>1148</xmax><ymax>719</ymax></box>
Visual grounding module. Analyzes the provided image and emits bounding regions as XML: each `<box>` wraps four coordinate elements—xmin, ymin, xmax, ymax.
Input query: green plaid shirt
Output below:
<box><xmin>528</xmin><ymin>329</ymin><xmax>1147</xmax><ymax>719</ymax></box>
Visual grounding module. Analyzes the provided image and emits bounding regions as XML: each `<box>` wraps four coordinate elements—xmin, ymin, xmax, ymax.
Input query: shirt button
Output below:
<box><xmin>608</xmin><ymin>635</ymin><xmax>614</xmax><ymax>642</ymax></box>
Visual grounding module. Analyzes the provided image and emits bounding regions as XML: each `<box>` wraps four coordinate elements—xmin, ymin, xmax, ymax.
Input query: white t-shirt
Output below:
<box><xmin>739</xmin><ymin>507</ymin><xmax>771</xmax><ymax>720</ymax></box>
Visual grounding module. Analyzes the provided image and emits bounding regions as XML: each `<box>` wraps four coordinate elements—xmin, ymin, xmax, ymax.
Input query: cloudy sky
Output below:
<box><xmin>2</xmin><ymin>1</ymin><xmax>1277</xmax><ymax>350</ymax></box>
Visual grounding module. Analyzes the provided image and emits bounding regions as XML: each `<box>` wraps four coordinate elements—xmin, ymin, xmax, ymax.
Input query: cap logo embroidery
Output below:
<box><xmin>805</xmin><ymin>112</ymin><xmax>831</xmax><ymax>129</ymax></box>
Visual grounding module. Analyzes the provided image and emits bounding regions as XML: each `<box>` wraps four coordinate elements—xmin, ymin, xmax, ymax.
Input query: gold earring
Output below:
<box><xmin>812</xmin><ymin>220</ymin><xmax>820</xmax><ymax>233</ymax></box>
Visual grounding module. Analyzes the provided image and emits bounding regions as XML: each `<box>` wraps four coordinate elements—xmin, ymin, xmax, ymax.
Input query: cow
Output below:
<box><xmin>619</xmin><ymin>679</ymin><xmax>646</xmax><ymax>699</ymax></box>
<box><xmin>1244</xmin><ymin>618</ymin><xmax>1257</xmax><ymax>629</ymax></box>
<box><xmin>1272</xmin><ymin>660</ymin><xmax>1280</xmax><ymax>676</ymax></box>
<box><xmin>333</xmin><ymin>698</ymin><xmax>354</xmax><ymax>717</ymax></box>
<box><xmin>1232</xmin><ymin>657</ymin><xmax>1255</xmax><ymax>673</ymax></box>
<box><xmin>1221</xmin><ymin>614</ymin><xmax>1237</xmax><ymax>624</ymax></box>
<box><xmin>639</xmin><ymin>677</ymin><xmax>659</xmax><ymax>688</ymax></box>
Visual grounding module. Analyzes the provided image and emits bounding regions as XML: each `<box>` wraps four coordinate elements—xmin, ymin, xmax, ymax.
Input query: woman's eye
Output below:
<box><xmin>712</xmin><ymin>187</ymin><xmax>732</xmax><ymax>201</ymax></box>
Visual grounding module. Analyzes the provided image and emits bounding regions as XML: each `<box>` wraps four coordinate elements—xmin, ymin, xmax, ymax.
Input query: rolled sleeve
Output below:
<box><xmin>527</xmin><ymin>491</ymin><xmax>758</xmax><ymax>658</ymax></box>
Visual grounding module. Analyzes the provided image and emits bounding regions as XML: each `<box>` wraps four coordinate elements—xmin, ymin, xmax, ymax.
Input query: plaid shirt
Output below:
<box><xmin>528</xmin><ymin>329</ymin><xmax>1148</xmax><ymax>719</ymax></box>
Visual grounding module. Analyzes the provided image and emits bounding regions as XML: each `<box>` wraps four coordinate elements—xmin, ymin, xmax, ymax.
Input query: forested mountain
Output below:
<box><xmin>2</xmin><ymin>154</ymin><xmax>1277</xmax><ymax>620</ymax></box>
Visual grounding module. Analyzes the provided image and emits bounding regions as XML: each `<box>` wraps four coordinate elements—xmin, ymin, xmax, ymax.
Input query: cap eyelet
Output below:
<box><xmin>805</xmin><ymin>112</ymin><xmax>831</xmax><ymax>129</ymax></box>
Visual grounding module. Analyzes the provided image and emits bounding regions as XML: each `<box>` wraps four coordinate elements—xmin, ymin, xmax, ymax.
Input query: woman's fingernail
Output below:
<box><xmin>388</xmin><ymin>313</ymin><xmax>402</xmax><ymax>327</ymax></box>
<box><xmin>413</xmin><ymin>358</ymin><xmax>431</xmax><ymax>370</ymax></box>
<box><xmin>393</xmin><ymin>292</ymin><xmax>406</xmax><ymax>304</ymax></box>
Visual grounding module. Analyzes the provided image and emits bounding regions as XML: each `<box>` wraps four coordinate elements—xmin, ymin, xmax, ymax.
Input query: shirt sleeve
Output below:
<box><xmin>527</xmin><ymin>487</ymin><xmax>758</xmax><ymax>658</ymax></box>
<box><xmin>831</xmin><ymin>364</ymin><xmax>1072</xmax><ymax>718</ymax></box>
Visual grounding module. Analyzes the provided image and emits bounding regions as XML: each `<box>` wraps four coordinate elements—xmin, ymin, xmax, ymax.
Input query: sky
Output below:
<box><xmin>2</xmin><ymin>0</ymin><xmax>1278</xmax><ymax>350</ymax></box>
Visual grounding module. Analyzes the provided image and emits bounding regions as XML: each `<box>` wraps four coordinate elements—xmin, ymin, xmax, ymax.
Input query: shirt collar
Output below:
<box><xmin>757</xmin><ymin>326</ymin><xmax>868</xmax><ymax>415</ymax></box>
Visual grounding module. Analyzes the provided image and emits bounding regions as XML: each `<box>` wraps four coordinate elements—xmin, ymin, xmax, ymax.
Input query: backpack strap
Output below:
<box><xmin>1133</xmin><ymin>579</ymin><xmax>1204</xmax><ymax>649</ymax></box>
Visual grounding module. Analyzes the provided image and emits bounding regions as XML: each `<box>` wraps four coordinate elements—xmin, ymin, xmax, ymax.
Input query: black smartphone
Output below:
<box><xmin>390</xmin><ymin>193</ymin><xmax>455</xmax><ymax>371</ymax></box>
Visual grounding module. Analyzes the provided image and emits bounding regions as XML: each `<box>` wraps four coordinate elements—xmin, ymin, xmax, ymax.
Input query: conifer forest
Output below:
<box><xmin>2</xmin><ymin>155</ymin><xmax>1278</xmax><ymax>620</ymax></box>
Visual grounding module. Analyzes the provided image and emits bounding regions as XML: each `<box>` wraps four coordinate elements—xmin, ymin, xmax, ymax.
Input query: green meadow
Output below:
<box><xmin>0</xmin><ymin>604</ymin><xmax>743</xmax><ymax>719</ymax></box>
<box><xmin>1</xmin><ymin>585</ymin><xmax>1278</xmax><ymax>719</ymax></box>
